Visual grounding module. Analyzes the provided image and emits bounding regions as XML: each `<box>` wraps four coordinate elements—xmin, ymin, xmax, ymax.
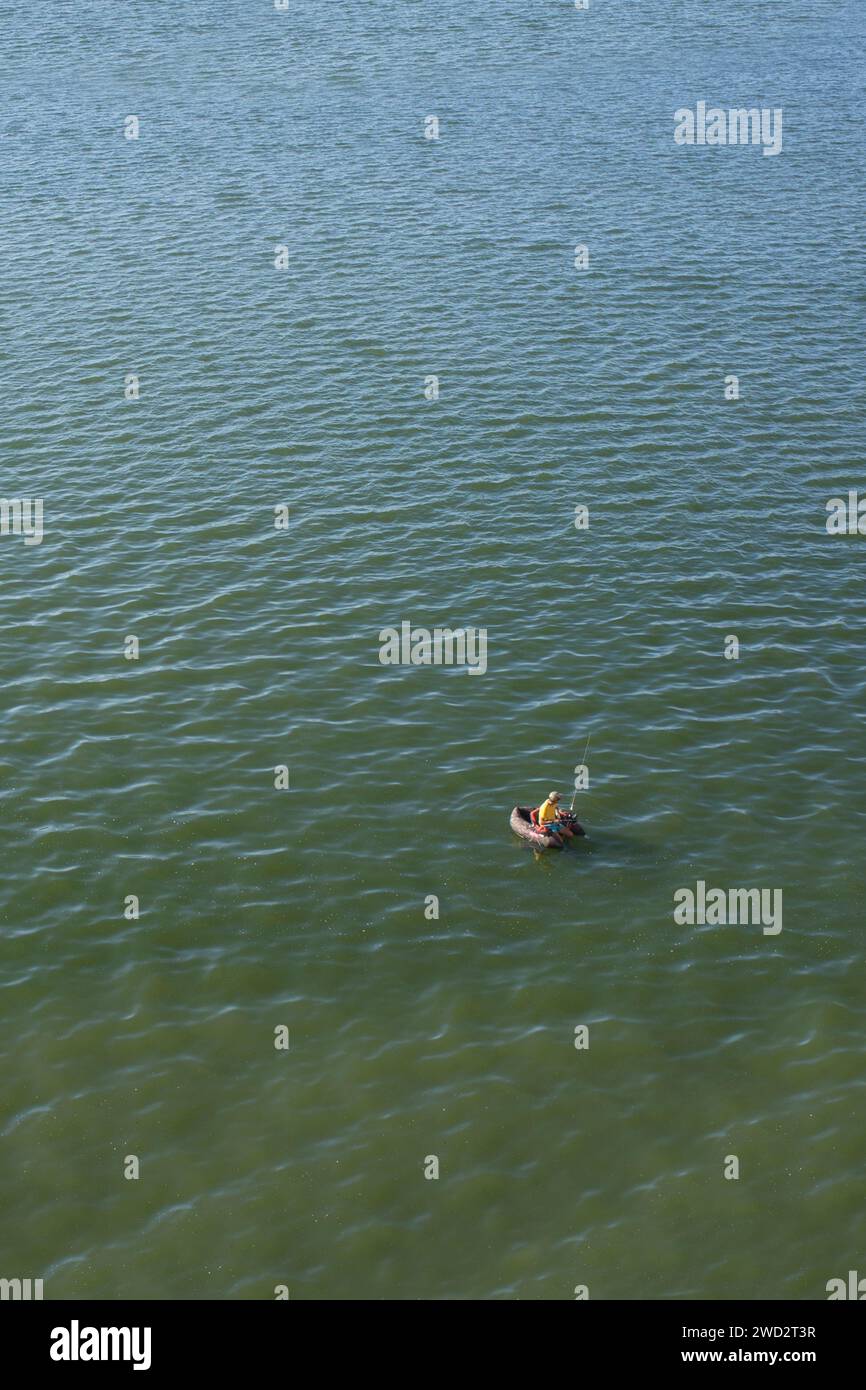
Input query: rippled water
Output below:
<box><xmin>1</xmin><ymin>1</ymin><xmax>864</xmax><ymax>1300</ymax></box>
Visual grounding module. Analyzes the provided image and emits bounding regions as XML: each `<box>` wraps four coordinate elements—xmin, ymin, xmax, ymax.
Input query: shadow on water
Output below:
<box><xmin>523</xmin><ymin>826</ymin><xmax>674</xmax><ymax>873</ymax></box>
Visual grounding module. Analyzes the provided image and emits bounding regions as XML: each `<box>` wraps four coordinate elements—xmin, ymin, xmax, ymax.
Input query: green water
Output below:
<box><xmin>1</xmin><ymin>1</ymin><xmax>864</xmax><ymax>1299</ymax></box>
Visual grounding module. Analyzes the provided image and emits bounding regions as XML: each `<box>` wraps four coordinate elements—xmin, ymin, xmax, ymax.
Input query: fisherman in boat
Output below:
<box><xmin>534</xmin><ymin>790</ymin><xmax>575</xmax><ymax>846</ymax></box>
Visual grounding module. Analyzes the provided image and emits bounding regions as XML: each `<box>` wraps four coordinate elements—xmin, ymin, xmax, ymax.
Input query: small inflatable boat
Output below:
<box><xmin>509</xmin><ymin>805</ymin><xmax>585</xmax><ymax>849</ymax></box>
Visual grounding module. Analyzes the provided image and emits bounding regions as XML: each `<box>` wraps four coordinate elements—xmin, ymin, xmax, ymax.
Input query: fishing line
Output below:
<box><xmin>570</xmin><ymin>733</ymin><xmax>592</xmax><ymax>812</ymax></box>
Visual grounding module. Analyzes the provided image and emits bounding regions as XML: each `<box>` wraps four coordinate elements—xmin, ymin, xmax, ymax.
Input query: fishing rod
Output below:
<box><xmin>569</xmin><ymin>733</ymin><xmax>591</xmax><ymax>812</ymax></box>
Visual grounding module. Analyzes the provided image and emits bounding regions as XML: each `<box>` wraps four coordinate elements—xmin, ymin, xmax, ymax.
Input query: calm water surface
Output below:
<box><xmin>1</xmin><ymin>1</ymin><xmax>864</xmax><ymax>1299</ymax></box>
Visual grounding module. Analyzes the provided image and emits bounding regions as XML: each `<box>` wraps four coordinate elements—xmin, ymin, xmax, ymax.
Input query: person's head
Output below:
<box><xmin>548</xmin><ymin>791</ymin><xmax>561</xmax><ymax>805</ymax></box>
